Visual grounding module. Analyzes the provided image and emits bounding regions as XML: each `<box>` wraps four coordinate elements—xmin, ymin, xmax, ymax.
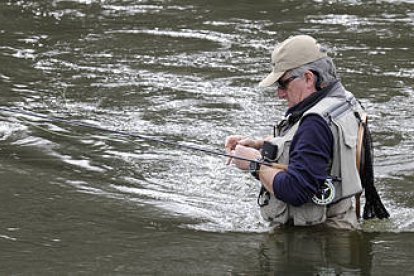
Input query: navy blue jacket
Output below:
<box><xmin>273</xmin><ymin>114</ymin><xmax>333</xmax><ymax>206</ymax></box>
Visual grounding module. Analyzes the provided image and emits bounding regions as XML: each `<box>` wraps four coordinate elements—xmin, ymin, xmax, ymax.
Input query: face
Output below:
<box><xmin>276</xmin><ymin>71</ymin><xmax>316</xmax><ymax>108</ymax></box>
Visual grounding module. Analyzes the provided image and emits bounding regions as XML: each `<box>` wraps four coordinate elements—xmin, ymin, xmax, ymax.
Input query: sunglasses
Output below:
<box><xmin>277</xmin><ymin>76</ymin><xmax>298</xmax><ymax>90</ymax></box>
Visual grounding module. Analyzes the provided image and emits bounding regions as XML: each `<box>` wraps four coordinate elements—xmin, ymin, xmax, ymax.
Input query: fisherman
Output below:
<box><xmin>225</xmin><ymin>34</ymin><xmax>380</xmax><ymax>229</ymax></box>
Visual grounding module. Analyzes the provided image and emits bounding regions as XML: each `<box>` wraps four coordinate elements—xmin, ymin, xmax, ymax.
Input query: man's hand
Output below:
<box><xmin>230</xmin><ymin>144</ymin><xmax>261</xmax><ymax>171</ymax></box>
<box><xmin>224</xmin><ymin>135</ymin><xmax>263</xmax><ymax>165</ymax></box>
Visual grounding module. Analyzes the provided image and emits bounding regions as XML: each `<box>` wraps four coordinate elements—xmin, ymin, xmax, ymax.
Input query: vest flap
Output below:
<box><xmin>335</xmin><ymin>113</ymin><xmax>358</xmax><ymax>148</ymax></box>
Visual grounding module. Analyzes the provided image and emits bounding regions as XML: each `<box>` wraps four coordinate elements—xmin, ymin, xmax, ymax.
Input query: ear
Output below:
<box><xmin>304</xmin><ymin>70</ymin><xmax>317</xmax><ymax>90</ymax></box>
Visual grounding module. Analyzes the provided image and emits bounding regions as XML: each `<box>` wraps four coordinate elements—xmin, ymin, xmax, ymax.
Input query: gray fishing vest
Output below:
<box><xmin>260</xmin><ymin>84</ymin><xmax>364</xmax><ymax>226</ymax></box>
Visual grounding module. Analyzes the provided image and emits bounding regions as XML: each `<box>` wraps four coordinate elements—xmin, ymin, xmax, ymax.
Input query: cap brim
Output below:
<box><xmin>258</xmin><ymin>70</ymin><xmax>284</xmax><ymax>88</ymax></box>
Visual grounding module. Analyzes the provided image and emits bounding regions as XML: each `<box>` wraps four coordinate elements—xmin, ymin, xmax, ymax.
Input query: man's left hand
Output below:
<box><xmin>231</xmin><ymin>145</ymin><xmax>261</xmax><ymax>171</ymax></box>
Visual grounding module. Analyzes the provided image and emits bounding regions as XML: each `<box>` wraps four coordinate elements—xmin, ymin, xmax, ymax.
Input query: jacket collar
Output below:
<box><xmin>284</xmin><ymin>81</ymin><xmax>342</xmax><ymax>126</ymax></box>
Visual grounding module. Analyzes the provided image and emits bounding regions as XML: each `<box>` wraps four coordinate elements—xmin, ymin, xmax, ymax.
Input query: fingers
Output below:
<box><xmin>239</xmin><ymin>138</ymin><xmax>265</xmax><ymax>149</ymax></box>
<box><xmin>225</xmin><ymin>135</ymin><xmax>255</xmax><ymax>151</ymax></box>
<box><xmin>224</xmin><ymin>140</ymin><xmax>234</xmax><ymax>165</ymax></box>
<box><xmin>225</xmin><ymin>150</ymin><xmax>235</xmax><ymax>165</ymax></box>
<box><xmin>224</xmin><ymin>135</ymin><xmax>245</xmax><ymax>165</ymax></box>
<box><xmin>238</xmin><ymin>138</ymin><xmax>255</xmax><ymax>148</ymax></box>
<box><xmin>232</xmin><ymin>145</ymin><xmax>261</xmax><ymax>170</ymax></box>
<box><xmin>224</xmin><ymin>135</ymin><xmax>244</xmax><ymax>149</ymax></box>
<box><xmin>225</xmin><ymin>156</ymin><xmax>232</xmax><ymax>165</ymax></box>
<box><xmin>224</xmin><ymin>136</ymin><xmax>262</xmax><ymax>165</ymax></box>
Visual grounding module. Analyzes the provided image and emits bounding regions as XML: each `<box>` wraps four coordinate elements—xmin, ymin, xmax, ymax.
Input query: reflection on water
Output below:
<box><xmin>1</xmin><ymin>0</ymin><xmax>413</xmax><ymax>274</ymax></box>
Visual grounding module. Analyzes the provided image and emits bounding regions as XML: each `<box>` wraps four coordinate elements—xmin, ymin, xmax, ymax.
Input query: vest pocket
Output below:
<box><xmin>332</xmin><ymin>115</ymin><xmax>363</xmax><ymax>199</ymax></box>
<box><xmin>326</xmin><ymin>197</ymin><xmax>352</xmax><ymax>218</ymax></box>
<box><xmin>337</xmin><ymin>114</ymin><xmax>358</xmax><ymax>148</ymax></box>
<box><xmin>290</xmin><ymin>203</ymin><xmax>327</xmax><ymax>226</ymax></box>
<box><xmin>260</xmin><ymin>194</ymin><xmax>289</xmax><ymax>223</ymax></box>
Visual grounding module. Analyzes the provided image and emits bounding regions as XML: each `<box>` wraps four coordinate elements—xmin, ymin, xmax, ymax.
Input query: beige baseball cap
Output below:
<box><xmin>258</xmin><ymin>35</ymin><xmax>328</xmax><ymax>87</ymax></box>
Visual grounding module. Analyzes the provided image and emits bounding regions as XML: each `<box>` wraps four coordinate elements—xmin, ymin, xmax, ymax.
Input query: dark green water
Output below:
<box><xmin>1</xmin><ymin>0</ymin><xmax>413</xmax><ymax>274</ymax></box>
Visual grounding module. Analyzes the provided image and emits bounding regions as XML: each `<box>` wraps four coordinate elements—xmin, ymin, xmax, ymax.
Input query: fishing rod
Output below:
<box><xmin>0</xmin><ymin>107</ymin><xmax>287</xmax><ymax>169</ymax></box>
<box><xmin>0</xmin><ymin>107</ymin><xmax>349</xmax><ymax>207</ymax></box>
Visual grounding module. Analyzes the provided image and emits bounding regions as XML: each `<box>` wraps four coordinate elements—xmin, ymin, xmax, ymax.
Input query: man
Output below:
<box><xmin>225</xmin><ymin>35</ymin><xmax>366</xmax><ymax>229</ymax></box>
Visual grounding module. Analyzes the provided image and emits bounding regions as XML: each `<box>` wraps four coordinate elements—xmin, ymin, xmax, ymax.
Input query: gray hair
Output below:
<box><xmin>287</xmin><ymin>57</ymin><xmax>339</xmax><ymax>89</ymax></box>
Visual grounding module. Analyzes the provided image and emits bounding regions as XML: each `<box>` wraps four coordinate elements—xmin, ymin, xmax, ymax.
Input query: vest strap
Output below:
<box><xmin>322</xmin><ymin>96</ymin><xmax>358</xmax><ymax>124</ymax></box>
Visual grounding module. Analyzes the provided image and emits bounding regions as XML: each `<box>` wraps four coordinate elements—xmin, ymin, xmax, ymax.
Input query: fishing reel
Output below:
<box><xmin>312</xmin><ymin>178</ymin><xmax>336</xmax><ymax>205</ymax></box>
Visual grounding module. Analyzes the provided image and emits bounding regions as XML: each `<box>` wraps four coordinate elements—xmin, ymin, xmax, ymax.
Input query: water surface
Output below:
<box><xmin>1</xmin><ymin>0</ymin><xmax>413</xmax><ymax>274</ymax></box>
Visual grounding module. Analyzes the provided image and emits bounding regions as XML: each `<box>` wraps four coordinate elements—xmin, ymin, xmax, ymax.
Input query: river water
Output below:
<box><xmin>0</xmin><ymin>0</ymin><xmax>413</xmax><ymax>274</ymax></box>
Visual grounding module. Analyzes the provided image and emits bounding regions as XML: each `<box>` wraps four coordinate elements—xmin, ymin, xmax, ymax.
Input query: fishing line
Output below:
<box><xmin>19</xmin><ymin>115</ymin><xmax>83</xmax><ymax>139</ymax></box>
<box><xmin>0</xmin><ymin>107</ymin><xmax>276</xmax><ymax>166</ymax></box>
